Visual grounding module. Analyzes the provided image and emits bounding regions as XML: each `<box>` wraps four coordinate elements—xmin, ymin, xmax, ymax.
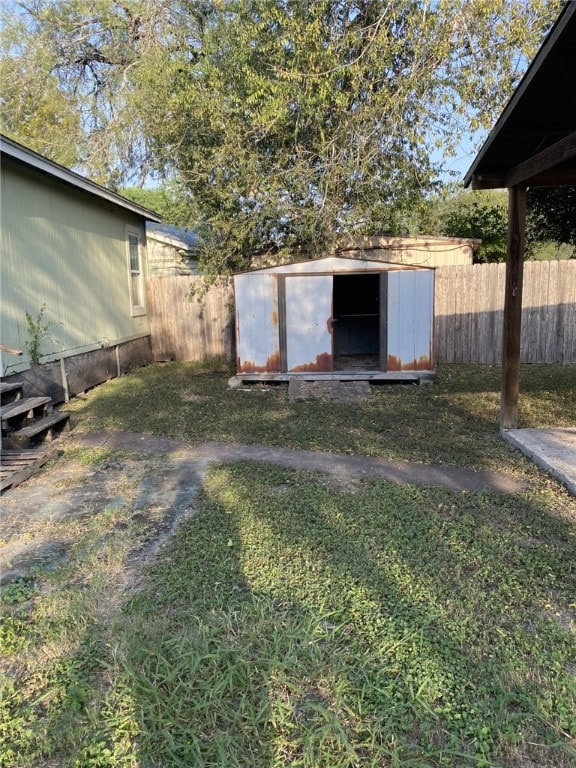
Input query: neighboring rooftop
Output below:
<box><xmin>146</xmin><ymin>222</ymin><xmax>198</xmax><ymax>250</ymax></box>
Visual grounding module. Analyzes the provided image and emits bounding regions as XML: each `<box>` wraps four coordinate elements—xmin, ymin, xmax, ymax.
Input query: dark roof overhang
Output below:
<box><xmin>464</xmin><ymin>2</ymin><xmax>576</xmax><ymax>190</ymax></box>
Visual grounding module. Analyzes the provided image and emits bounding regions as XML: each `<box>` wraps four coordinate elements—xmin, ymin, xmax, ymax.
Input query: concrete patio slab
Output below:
<box><xmin>503</xmin><ymin>428</ymin><xmax>576</xmax><ymax>496</ymax></box>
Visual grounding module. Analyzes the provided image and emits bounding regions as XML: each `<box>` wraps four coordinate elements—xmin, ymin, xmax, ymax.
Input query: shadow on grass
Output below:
<box><xmin>113</xmin><ymin>461</ymin><xmax>576</xmax><ymax>768</ymax></box>
<box><xmin>3</xmin><ymin>453</ymin><xmax>574</xmax><ymax>767</ymax></box>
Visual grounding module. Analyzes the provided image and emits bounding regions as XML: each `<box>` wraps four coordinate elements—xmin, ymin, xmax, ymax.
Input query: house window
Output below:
<box><xmin>127</xmin><ymin>229</ymin><xmax>146</xmax><ymax>316</ymax></box>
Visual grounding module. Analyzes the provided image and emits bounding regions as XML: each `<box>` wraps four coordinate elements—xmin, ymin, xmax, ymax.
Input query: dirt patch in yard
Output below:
<box><xmin>0</xmin><ymin>448</ymin><xmax>206</xmax><ymax>597</ymax></box>
<box><xmin>0</xmin><ymin>429</ymin><xmax>531</xmax><ymax>590</ymax></box>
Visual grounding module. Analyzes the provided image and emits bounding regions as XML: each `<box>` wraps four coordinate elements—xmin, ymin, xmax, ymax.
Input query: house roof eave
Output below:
<box><xmin>1</xmin><ymin>134</ymin><xmax>163</xmax><ymax>223</ymax></box>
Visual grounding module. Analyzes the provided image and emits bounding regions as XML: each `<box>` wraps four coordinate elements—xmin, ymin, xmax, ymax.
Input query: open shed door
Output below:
<box><xmin>386</xmin><ymin>270</ymin><xmax>434</xmax><ymax>371</ymax></box>
<box><xmin>284</xmin><ymin>275</ymin><xmax>333</xmax><ymax>372</ymax></box>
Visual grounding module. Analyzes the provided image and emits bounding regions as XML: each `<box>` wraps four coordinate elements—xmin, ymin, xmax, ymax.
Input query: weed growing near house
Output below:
<box><xmin>63</xmin><ymin>362</ymin><xmax>576</xmax><ymax>475</ymax></box>
<box><xmin>24</xmin><ymin>304</ymin><xmax>52</xmax><ymax>364</ymax></box>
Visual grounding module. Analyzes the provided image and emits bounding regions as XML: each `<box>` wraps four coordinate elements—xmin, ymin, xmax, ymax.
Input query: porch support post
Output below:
<box><xmin>501</xmin><ymin>184</ymin><xmax>527</xmax><ymax>431</ymax></box>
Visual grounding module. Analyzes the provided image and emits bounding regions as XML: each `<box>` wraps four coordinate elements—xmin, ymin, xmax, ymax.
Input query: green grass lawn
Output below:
<box><xmin>1</xmin><ymin>363</ymin><xmax>575</xmax><ymax>767</ymax></box>
<box><xmin>63</xmin><ymin>361</ymin><xmax>576</xmax><ymax>473</ymax></box>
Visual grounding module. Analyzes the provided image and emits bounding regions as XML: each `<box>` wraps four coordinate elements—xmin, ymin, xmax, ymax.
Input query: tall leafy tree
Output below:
<box><xmin>527</xmin><ymin>186</ymin><xmax>576</xmax><ymax>257</ymax></box>
<box><xmin>120</xmin><ymin>186</ymin><xmax>188</xmax><ymax>222</ymax></box>
<box><xmin>0</xmin><ymin>54</ymin><xmax>81</xmax><ymax>169</ymax></box>
<box><xmin>431</xmin><ymin>189</ymin><xmax>508</xmax><ymax>262</ymax></box>
<box><xmin>1</xmin><ymin>0</ymin><xmax>563</xmax><ymax>270</ymax></box>
<box><xmin>1</xmin><ymin>0</ymin><xmax>193</xmax><ymax>183</ymax></box>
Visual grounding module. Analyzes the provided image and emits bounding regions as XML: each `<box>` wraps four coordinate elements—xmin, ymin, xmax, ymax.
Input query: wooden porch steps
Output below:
<box><xmin>4</xmin><ymin>411</ymin><xmax>71</xmax><ymax>448</ymax></box>
<box><xmin>1</xmin><ymin>396</ymin><xmax>52</xmax><ymax>424</ymax></box>
<box><xmin>1</xmin><ymin>381</ymin><xmax>71</xmax><ymax>489</ymax></box>
<box><xmin>0</xmin><ymin>381</ymin><xmax>23</xmax><ymax>403</ymax></box>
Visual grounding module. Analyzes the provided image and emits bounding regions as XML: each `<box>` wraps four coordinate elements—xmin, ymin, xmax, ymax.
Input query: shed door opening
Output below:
<box><xmin>333</xmin><ymin>273</ymin><xmax>380</xmax><ymax>370</ymax></box>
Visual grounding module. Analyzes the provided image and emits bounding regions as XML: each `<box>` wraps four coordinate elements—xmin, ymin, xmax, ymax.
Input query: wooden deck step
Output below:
<box><xmin>0</xmin><ymin>397</ymin><xmax>51</xmax><ymax>424</ymax></box>
<box><xmin>0</xmin><ymin>381</ymin><xmax>23</xmax><ymax>402</ymax></box>
<box><xmin>4</xmin><ymin>412</ymin><xmax>71</xmax><ymax>448</ymax></box>
<box><xmin>0</xmin><ymin>446</ymin><xmax>58</xmax><ymax>492</ymax></box>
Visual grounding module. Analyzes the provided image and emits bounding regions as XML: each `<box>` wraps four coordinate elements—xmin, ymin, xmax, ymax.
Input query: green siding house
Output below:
<box><xmin>0</xmin><ymin>135</ymin><xmax>162</xmax><ymax>400</ymax></box>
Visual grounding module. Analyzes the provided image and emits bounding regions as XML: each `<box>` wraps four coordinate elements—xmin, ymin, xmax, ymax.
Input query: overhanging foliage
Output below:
<box><xmin>0</xmin><ymin>0</ymin><xmax>563</xmax><ymax>271</ymax></box>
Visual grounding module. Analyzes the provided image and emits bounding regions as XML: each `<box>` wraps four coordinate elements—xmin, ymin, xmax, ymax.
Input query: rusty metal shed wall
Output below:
<box><xmin>387</xmin><ymin>270</ymin><xmax>434</xmax><ymax>371</ymax></box>
<box><xmin>234</xmin><ymin>257</ymin><xmax>435</xmax><ymax>376</ymax></box>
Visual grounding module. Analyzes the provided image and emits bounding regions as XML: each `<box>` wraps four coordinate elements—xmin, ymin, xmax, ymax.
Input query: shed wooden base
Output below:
<box><xmin>231</xmin><ymin>371</ymin><xmax>435</xmax><ymax>385</ymax></box>
<box><xmin>0</xmin><ymin>447</ymin><xmax>58</xmax><ymax>492</ymax></box>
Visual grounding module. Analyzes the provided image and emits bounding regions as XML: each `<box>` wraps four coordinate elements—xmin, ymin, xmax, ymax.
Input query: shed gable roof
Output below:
<box><xmin>236</xmin><ymin>255</ymin><xmax>434</xmax><ymax>276</ymax></box>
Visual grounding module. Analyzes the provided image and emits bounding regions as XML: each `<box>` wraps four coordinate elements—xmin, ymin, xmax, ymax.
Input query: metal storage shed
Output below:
<box><xmin>233</xmin><ymin>256</ymin><xmax>434</xmax><ymax>382</ymax></box>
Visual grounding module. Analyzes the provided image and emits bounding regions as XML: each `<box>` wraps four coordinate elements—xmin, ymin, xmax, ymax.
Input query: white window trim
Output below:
<box><xmin>127</xmin><ymin>226</ymin><xmax>147</xmax><ymax>317</ymax></box>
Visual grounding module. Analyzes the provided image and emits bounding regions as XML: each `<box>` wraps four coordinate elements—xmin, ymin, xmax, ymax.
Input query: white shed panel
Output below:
<box><xmin>233</xmin><ymin>257</ymin><xmax>435</xmax><ymax>379</ymax></box>
<box><xmin>235</xmin><ymin>273</ymin><xmax>280</xmax><ymax>372</ymax></box>
<box><xmin>285</xmin><ymin>275</ymin><xmax>333</xmax><ymax>372</ymax></box>
<box><xmin>387</xmin><ymin>270</ymin><xmax>434</xmax><ymax>371</ymax></box>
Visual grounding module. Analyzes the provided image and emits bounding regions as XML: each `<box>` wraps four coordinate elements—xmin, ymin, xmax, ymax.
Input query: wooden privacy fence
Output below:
<box><xmin>434</xmin><ymin>260</ymin><xmax>575</xmax><ymax>364</ymax></box>
<box><xmin>147</xmin><ymin>276</ymin><xmax>234</xmax><ymax>362</ymax></box>
<box><xmin>147</xmin><ymin>260</ymin><xmax>576</xmax><ymax>365</ymax></box>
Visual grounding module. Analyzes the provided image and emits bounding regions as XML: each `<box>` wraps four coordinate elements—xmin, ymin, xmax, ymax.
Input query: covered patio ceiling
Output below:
<box><xmin>464</xmin><ymin>1</ymin><xmax>576</xmax><ymax>431</ymax></box>
<box><xmin>465</xmin><ymin>1</ymin><xmax>576</xmax><ymax>192</ymax></box>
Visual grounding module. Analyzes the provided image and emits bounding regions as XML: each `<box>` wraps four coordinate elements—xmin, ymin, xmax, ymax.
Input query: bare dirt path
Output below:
<box><xmin>69</xmin><ymin>429</ymin><xmax>530</xmax><ymax>493</ymax></box>
<box><xmin>0</xmin><ymin>430</ymin><xmax>530</xmax><ymax>586</ymax></box>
